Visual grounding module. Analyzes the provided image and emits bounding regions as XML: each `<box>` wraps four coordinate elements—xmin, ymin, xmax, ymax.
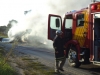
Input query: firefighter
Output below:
<box><xmin>53</xmin><ymin>30</ymin><xmax>66</xmax><ymax>73</ymax></box>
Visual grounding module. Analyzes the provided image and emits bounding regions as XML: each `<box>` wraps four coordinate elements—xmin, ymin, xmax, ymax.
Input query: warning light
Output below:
<box><xmin>91</xmin><ymin>5</ymin><xmax>97</xmax><ymax>10</ymax></box>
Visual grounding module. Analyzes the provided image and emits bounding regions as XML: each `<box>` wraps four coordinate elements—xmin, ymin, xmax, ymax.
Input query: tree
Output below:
<box><xmin>0</xmin><ymin>26</ymin><xmax>7</xmax><ymax>32</ymax></box>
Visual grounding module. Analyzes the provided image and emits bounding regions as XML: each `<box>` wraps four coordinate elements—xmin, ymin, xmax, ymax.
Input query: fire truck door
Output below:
<box><xmin>93</xmin><ymin>13</ymin><xmax>100</xmax><ymax>61</ymax></box>
<box><xmin>48</xmin><ymin>14</ymin><xmax>62</xmax><ymax>40</ymax></box>
<box><xmin>64</xmin><ymin>15</ymin><xmax>73</xmax><ymax>41</ymax></box>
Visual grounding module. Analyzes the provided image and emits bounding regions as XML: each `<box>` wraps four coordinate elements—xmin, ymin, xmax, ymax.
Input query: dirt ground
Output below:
<box><xmin>8</xmin><ymin>51</ymin><xmax>31</xmax><ymax>75</ymax></box>
<box><xmin>7</xmin><ymin>50</ymin><xmax>58</xmax><ymax>75</ymax></box>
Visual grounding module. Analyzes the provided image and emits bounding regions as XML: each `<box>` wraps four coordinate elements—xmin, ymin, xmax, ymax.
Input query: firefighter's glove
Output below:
<box><xmin>63</xmin><ymin>46</ymin><xmax>66</xmax><ymax>50</ymax></box>
<box><xmin>55</xmin><ymin>51</ymin><xmax>59</xmax><ymax>53</ymax></box>
<box><xmin>64</xmin><ymin>50</ymin><xmax>66</xmax><ymax>56</ymax></box>
<box><xmin>54</xmin><ymin>47</ymin><xmax>57</xmax><ymax>49</ymax></box>
<box><xmin>63</xmin><ymin>46</ymin><xmax>66</xmax><ymax>48</ymax></box>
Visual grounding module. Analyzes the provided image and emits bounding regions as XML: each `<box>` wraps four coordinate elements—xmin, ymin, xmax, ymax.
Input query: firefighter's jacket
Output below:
<box><xmin>53</xmin><ymin>35</ymin><xmax>66</xmax><ymax>59</ymax></box>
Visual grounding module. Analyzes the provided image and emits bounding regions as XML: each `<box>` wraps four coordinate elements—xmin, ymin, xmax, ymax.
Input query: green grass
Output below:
<box><xmin>24</xmin><ymin>61</ymin><xmax>56</xmax><ymax>75</ymax></box>
<box><xmin>0</xmin><ymin>44</ymin><xmax>64</xmax><ymax>75</ymax></box>
<box><xmin>0</xmin><ymin>63</ymin><xmax>17</xmax><ymax>75</ymax></box>
<box><xmin>22</xmin><ymin>59</ymin><xmax>64</xmax><ymax>75</ymax></box>
<box><xmin>0</xmin><ymin>47</ymin><xmax>17</xmax><ymax>75</ymax></box>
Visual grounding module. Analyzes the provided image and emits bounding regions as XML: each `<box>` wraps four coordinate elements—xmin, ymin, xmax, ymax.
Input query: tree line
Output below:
<box><xmin>0</xmin><ymin>20</ymin><xmax>17</xmax><ymax>35</ymax></box>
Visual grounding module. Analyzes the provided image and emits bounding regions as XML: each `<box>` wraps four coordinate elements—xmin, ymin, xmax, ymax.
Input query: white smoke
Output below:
<box><xmin>8</xmin><ymin>0</ymin><xmax>91</xmax><ymax>48</ymax></box>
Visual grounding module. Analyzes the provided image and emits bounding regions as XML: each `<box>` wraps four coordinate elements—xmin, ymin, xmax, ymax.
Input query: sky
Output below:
<box><xmin>0</xmin><ymin>0</ymin><xmax>48</xmax><ymax>26</ymax></box>
<box><xmin>0</xmin><ymin>0</ymin><xmax>93</xmax><ymax>26</ymax></box>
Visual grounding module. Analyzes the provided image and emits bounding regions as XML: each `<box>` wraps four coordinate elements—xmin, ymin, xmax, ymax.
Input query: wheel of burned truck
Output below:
<box><xmin>68</xmin><ymin>47</ymin><xmax>81</xmax><ymax>68</ymax></box>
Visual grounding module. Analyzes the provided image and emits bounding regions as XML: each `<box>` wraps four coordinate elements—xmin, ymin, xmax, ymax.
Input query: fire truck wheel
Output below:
<box><xmin>68</xmin><ymin>47</ymin><xmax>81</xmax><ymax>68</ymax></box>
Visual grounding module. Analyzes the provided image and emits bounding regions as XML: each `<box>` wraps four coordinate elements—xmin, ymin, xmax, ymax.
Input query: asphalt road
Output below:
<box><xmin>0</xmin><ymin>42</ymin><xmax>100</xmax><ymax>75</ymax></box>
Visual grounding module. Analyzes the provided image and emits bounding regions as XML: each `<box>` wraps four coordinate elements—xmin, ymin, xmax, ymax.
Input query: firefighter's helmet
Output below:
<box><xmin>56</xmin><ymin>30</ymin><xmax>63</xmax><ymax>35</ymax></box>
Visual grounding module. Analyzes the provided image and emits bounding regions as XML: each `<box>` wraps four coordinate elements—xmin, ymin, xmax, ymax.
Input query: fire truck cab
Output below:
<box><xmin>48</xmin><ymin>2</ymin><xmax>100</xmax><ymax>67</ymax></box>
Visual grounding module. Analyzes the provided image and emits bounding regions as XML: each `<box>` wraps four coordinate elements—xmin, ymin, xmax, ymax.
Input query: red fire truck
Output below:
<box><xmin>48</xmin><ymin>1</ymin><xmax>100</xmax><ymax>67</ymax></box>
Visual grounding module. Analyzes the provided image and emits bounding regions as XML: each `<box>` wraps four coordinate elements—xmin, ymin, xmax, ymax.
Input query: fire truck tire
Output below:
<box><xmin>68</xmin><ymin>47</ymin><xmax>81</xmax><ymax>68</ymax></box>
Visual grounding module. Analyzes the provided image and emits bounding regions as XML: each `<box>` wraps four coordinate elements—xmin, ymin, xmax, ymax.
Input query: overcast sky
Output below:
<box><xmin>0</xmin><ymin>0</ymin><xmax>49</xmax><ymax>26</ymax></box>
<box><xmin>0</xmin><ymin>0</ymin><xmax>96</xmax><ymax>26</ymax></box>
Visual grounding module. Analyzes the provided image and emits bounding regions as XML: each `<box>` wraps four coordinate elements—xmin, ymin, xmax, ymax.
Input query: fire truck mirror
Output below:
<box><xmin>55</xmin><ymin>18</ymin><xmax>60</xmax><ymax>27</ymax></box>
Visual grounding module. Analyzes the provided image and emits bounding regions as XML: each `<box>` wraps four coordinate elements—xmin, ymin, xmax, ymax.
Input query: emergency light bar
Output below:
<box><xmin>91</xmin><ymin>4</ymin><xmax>100</xmax><ymax>10</ymax></box>
<box><xmin>91</xmin><ymin>4</ymin><xmax>97</xmax><ymax>10</ymax></box>
<box><xmin>91</xmin><ymin>3</ymin><xmax>100</xmax><ymax>12</ymax></box>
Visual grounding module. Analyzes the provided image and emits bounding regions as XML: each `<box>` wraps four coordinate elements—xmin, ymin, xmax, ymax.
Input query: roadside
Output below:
<box><xmin>0</xmin><ymin>44</ymin><xmax>67</xmax><ymax>75</ymax></box>
<box><xmin>8</xmin><ymin>51</ymin><xmax>60</xmax><ymax>75</ymax></box>
<box><xmin>0</xmin><ymin>46</ymin><xmax>17</xmax><ymax>75</ymax></box>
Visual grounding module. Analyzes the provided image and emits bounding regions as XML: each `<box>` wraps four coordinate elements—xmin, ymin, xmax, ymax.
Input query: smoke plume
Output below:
<box><xmin>8</xmin><ymin>0</ymin><xmax>91</xmax><ymax>49</ymax></box>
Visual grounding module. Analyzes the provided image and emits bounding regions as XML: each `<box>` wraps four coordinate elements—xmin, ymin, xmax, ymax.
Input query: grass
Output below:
<box><xmin>23</xmin><ymin>61</ymin><xmax>57</xmax><ymax>75</ymax></box>
<box><xmin>0</xmin><ymin>47</ymin><xmax>17</xmax><ymax>75</ymax></box>
<box><xmin>0</xmin><ymin>41</ymin><xmax>64</xmax><ymax>75</ymax></box>
<box><xmin>19</xmin><ymin>57</ymin><xmax>63</xmax><ymax>75</ymax></box>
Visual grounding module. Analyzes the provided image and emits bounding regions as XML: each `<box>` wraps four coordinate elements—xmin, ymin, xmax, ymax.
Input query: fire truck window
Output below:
<box><xmin>65</xmin><ymin>19</ymin><xmax>73</xmax><ymax>29</ymax></box>
<box><xmin>77</xmin><ymin>14</ymin><xmax>84</xmax><ymax>26</ymax></box>
<box><xmin>50</xmin><ymin>16</ymin><xmax>61</xmax><ymax>30</ymax></box>
<box><xmin>65</xmin><ymin>15</ymin><xmax>73</xmax><ymax>29</ymax></box>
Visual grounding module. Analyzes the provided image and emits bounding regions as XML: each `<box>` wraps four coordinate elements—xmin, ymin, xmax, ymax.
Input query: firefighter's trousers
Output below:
<box><xmin>55</xmin><ymin>57</ymin><xmax>66</xmax><ymax>72</ymax></box>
